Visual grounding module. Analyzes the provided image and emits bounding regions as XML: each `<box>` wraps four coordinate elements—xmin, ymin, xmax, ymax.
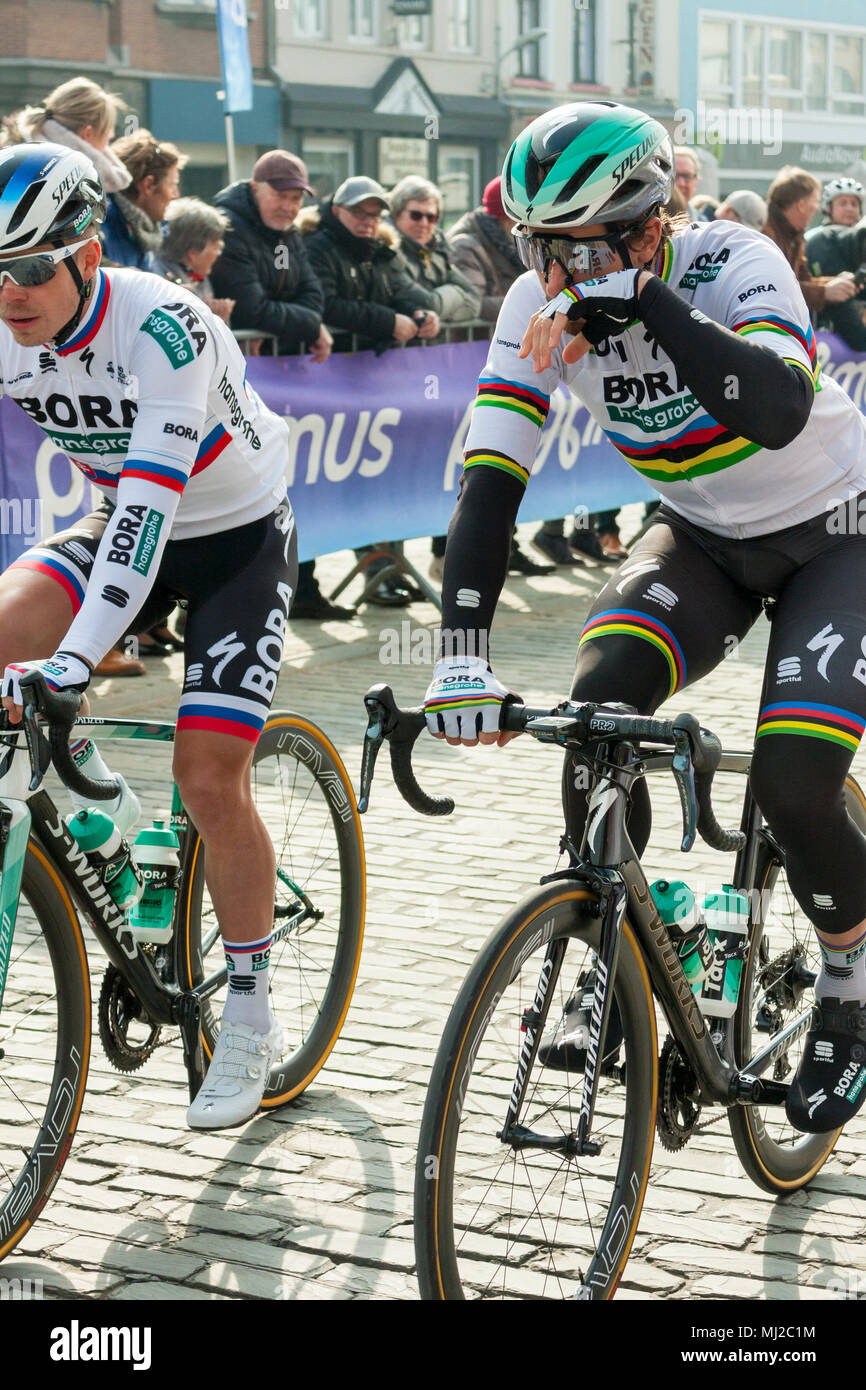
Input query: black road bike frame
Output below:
<box><xmin>359</xmin><ymin>687</ymin><xmax>809</xmax><ymax>1156</ymax></box>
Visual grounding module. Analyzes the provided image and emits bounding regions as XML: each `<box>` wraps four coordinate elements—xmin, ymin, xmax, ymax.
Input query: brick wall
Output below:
<box><xmin>0</xmin><ymin>1</ymin><xmax>266</xmax><ymax>78</ymax></box>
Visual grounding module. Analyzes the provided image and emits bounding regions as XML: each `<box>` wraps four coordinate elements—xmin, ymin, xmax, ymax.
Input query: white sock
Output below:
<box><xmin>221</xmin><ymin>932</ymin><xmax>273</xmax><ymax>1032</ymax></box>
<box><xmin>816</xmin><ymin>928</ymin><xmax>866</xmax><ymax>1005</ymax></box>
<box><xmin>68</xmin><ymin>739</ymin><xmax>124</xmax><ymax>819</ymax></box>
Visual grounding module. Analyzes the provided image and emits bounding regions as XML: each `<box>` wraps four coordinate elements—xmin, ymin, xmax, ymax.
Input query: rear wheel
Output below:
<box><xmin>414</xmin><ymin>882</ymin><xmax>657</xmax><ymax>1300</ymax></box>
<box><xmin>0</xmin><ymin>842</ymin><xmax>90</xmax><ymax>1261</ymax></box>
<box><xmin>177</xmin><ymin>713</ymin><xmax>365</xmax><ymax>1106</ymax></box>
<box><xmin>728</xmin><ymin>776</ymin><xmax>866</xmax><ymax>1191</ymax></box>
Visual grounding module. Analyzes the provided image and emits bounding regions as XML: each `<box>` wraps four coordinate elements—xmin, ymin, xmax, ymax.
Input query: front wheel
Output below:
<box><xmin>728</xmin><ymin>775</ymin><xmax>866</xmax><ymax>1191</ymax></box>
<box><xmin>414</xmin><ymin>882</ymin><xmax>658</xmax><ymax>1300</ymax></box>
<box><xmin>177</xmin><ymin>713</ymin><xmax>365</xmax><ymax>1107</ymax></box>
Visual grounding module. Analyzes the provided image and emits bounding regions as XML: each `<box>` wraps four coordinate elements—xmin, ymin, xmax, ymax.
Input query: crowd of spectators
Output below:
<box><xmin>3</xmin><ymin>76</ymin><xmax>866</xmax><ymax>635</ymax></box>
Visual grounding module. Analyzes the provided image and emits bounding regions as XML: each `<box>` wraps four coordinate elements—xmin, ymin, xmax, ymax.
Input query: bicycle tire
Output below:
<box><xmin>728</xmin><ymin>775</ymin><xmax>866</xmax><ymax>1192</ymax></box>
<box><xmin>0</xmin><ymin>840</ymin><xmax>90</xmax><ymax>1262</ymax></box>
<box><xmin>176</xmin><ymin>713</ymin><xmax>365</xmax><ymax>1107</ymax></box>
<box><xmin>414</xmin><ymin>881</ymin><xmax>657</xmax><ymax>1300</ymax></box>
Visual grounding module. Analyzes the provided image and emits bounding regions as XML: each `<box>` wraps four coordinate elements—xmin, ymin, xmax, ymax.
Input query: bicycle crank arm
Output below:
<box><xmin>497</xmin><ymin>1123</ymin><xmax>603</xmax><ymax>1158</ymax></box>
<box><xmin>175</xmin><ymin>992</ymin><xmax>206</xmax><ymax>1101</ymax></box>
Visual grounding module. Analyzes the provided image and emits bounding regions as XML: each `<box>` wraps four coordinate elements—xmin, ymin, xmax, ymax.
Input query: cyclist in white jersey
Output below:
<box><xmin>423</xmin><ymin>102</ymin><xmax>866</xmax><ymax>1135</ymax></box>
<box><xmin>0</xmin><ymin>143</ymin><xmax>297</xmax><ymax>1129</ymax></box>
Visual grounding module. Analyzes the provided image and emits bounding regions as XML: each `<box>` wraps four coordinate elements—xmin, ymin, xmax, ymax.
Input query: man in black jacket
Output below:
<box><xmin>211</xmin><ymin>150</ymin><xmax>331</xmax><ymax>360</ymax></box>
<box><xmin>299</xmin><ymin>176</ymin><xmax>439</xmax><ymax>355</ymax></box>
<box><xmin>807</xmin><ymin>217</ymin><xmax>866</xmax><ymax>351</ymax></box>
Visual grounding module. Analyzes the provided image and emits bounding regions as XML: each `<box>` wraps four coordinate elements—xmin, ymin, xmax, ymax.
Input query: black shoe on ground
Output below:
<box><xmin>365</xmin><ymin>576</ymin><xmax>414</xmax><ymax>607</ymax></box>
<box><xmin>291</xmin><ymin>592</ymin><xmax>355</xmax><ymax>620</ymax></box>
<box><xmin>568</xmin><ymin>528</ymin><xmax>607</xmax><ymax>562</ymax></box>
<box><xmin>532</xmin><ymin>528</ymin><xmax>585</xmax><ymax>567</ymax></box>
<box><xmin>785</xmin><ymin>997</ymin><xmax>866</xmax><ymax>1133</ymax></box>
<box><xmin>538</xmin><ymin>968</ymin><xmax>624</xmax><ymax>1073</ymax></box>
<box><xmin>508</xmin><ymin>542</ymin><xmax>556</xmax><ymax>576</ymax></box>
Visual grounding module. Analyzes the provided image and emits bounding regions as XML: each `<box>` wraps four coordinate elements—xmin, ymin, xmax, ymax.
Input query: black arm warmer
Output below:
<box><xmin>638</xmin><ymin>276</ymin><xmax>814</xmax><ymax>450</ymax></box>
<box><xmin>438</xmin><ymin>465</ymin><xmax>525</xmax><ymax>660</ymax></box>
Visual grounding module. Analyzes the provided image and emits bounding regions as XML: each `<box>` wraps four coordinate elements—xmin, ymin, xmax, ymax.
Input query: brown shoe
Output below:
<box><xmin>94</xmin><ymin>648</ymin><xmax>146</xmax><ymax>677</ymax></box>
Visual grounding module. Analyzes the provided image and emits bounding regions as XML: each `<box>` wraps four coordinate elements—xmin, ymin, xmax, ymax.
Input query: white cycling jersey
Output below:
<box><xmin>464</xmin><ymin>220</ymin><xmax>866</xmax><ymax>539</ymax></box>
<box><xmin>0</xmin><ymin>267</ymin><xmax>292</xmax><ymax>665</ymax></box>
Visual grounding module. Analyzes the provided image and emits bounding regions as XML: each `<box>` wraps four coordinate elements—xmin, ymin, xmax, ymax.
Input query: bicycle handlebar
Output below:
<box><xmin>12</xmin><ymin>672</ymin><xmax>121</xmax><ymax>800</ymax></box>
<box><xmin>358</xmin><ymin>684</ymin><xmax>745</xmax><ymax>855</ymax></box>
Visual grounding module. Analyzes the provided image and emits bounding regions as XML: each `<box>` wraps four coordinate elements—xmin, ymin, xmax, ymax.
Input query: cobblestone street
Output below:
<box><xmin>5</xmin><ymin>518</ymin><xmax>866</xmax><ymax>1303</ymax></box>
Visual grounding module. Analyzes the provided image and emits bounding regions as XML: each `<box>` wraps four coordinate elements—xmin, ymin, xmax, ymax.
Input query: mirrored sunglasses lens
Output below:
<box><xmin>0</xmin><ymin>256</ymin><xmax>60</xmax><ymax>288</ymax></box>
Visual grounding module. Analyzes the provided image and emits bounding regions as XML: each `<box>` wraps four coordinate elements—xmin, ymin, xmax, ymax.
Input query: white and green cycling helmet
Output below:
<box><xmin>502</xmin><ymin>101</ymin><xmax>674</xmax><ymax>231</ymax></box>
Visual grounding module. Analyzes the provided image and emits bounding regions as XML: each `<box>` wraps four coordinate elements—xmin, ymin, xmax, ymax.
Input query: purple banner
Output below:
<box><xmin>0</xmin><ymin>331</ymin><xmax>860</xmax><ymax>568</ymax></box>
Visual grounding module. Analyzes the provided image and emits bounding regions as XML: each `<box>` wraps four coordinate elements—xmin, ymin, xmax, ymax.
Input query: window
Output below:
<box><xmin>301</xmin><ymin>137</ymin><xmax>353</xmax><ymax>199</ymax></box>
<box><xmin>439</xmin><ymin>144</ymin><xmax>479</xmax><ymax>227</ymax></box>
<box><xmin>295</xmin><ymin>0</ymin><xmax>326</xmax><ymax>38</ymax></box>
<box><xmin>833</xmin><ymin>33</ymin><xmax>865</xmax><ymax>114</ymax></box>
<box><xmin>572</xmin><ymin>0</ymin><xmax>596</xmax><ymax>84</ymax></box>
<box><xmin>517</xmin><ymin>0</ymin><xmax>544</xmax><ymax>79</ymax></box>
<box><xmin>700</xmin><ymin>15</ymin><xmax>866</xmax><ymax>117</ymax></box>
<box><xmin>349</xmin><ymin>0</ymin><xmax>376</xmax><ymax>41</ymax></box>
<box><xmin>397</xmin><ymin>14</ymin><xmax>429</xmax><ymax>49</ymax></box>
<box><xmin>449</xmin><ymin>0</ymin><xmax>475</xmax><ymax>53</ymax></box>
<box><xmin>699</xmin><ymin>17</ymin><xmax>733</xmax><ymax>105</ymax></box>
<box><xmin>766</xmin><ymin>26</ymin><xmax>802</xmax><ymax>110</ymax></box>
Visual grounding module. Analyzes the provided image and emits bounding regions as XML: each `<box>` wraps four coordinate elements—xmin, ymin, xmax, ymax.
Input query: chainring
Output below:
<box><xmin>656</xmin><ymin>1033</ymin><xmax>703</xmax><ymax>1151</ymax></box>
<box><xmin>98</xmin><ymin>964</ymin><xmax>162</xmax><ymax>1072</ymax></box>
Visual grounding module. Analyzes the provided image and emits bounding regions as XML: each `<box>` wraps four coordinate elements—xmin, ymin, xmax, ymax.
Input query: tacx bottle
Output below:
<box><xmin>699</xmin><ymin>885</ymin><xmax>750</xmax><ymax>1017</ymax></box>
<box><xmin>650</xmin><ymin>879</ymin><xmax>714</xmax><ymax>995</ymax></box>
<box><xmin>129</xmin><ymin>820</ymin><xmax>180</xmax><ymax>944</ymax></box>
<box><xmin>66</xmin><ymin>807</ymin><xmax>143</xmax><ymax>911</ymax></box>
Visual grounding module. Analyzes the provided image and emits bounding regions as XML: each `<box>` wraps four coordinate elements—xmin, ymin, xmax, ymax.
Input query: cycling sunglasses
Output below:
<box><xmin>512</xmin><ymin>226</ymin><xmax>631</xmax><ymax>280</ymax></box>
<box><xmin>0</xmin><ymin>243</ymin><xmax>80</xmax><ymax>289</ymax></box>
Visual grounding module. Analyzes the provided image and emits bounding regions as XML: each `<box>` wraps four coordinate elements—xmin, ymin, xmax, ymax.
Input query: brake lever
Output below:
<box><xmin>358</xmin><ymin>690</ymin><xmax>389</xmax><ymax>813</ymax></box>
<box><xmin>671</xmin><ymin>733</ymin><xmax>697</xmax><ymax>852</ymax></box>
<box><xmin>20</xmin><ymin>696</ymin><xmax>51</xmax><ymax>792</ymax></box>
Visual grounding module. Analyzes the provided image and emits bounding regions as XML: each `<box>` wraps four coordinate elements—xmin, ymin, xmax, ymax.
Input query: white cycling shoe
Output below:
<box><xmin>186</xmin><ymin>1017</ymin><xmax>283</xmax><ymax>1130</ymax></box>
<box><xmin>112</xmin><ymin>775</ymin><xmax>141</xmax><ymax>838</ymax></box>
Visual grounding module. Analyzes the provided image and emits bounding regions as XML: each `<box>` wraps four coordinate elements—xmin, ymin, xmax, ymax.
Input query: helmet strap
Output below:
<box><xmin>52</xmin><ymin>257</ymin><xmax>94</xmax><ymax>348</ymax></box>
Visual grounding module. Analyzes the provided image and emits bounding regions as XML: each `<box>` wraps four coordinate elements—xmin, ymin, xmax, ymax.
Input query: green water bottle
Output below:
<box><xmin>699</xmin><ymin>885</ymin><xmax>750</xmax><ymax>1017</ymax></box>
<box><xmin>650</xmin><ymin>879</ymin><xmax>714</xmax><ymax>995</ymax></box>
<box><xmin>128</xmin><ymin>820</ymin><xmax>180</xmax><ymax>944</ymax></box>
<box><xmin>66</xmin><ymin>808</ymin><xmax>143</xmax><ymax>911</ymax></box>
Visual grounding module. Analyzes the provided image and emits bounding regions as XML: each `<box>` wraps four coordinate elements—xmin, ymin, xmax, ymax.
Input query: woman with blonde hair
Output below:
<box><xmin>0</xmin><ymin>77</ymin><xmax>131</xmax><ymax>195</ymax></box>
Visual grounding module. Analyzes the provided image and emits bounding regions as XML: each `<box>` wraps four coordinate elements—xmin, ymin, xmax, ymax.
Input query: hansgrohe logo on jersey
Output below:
<box><xmin>132</xmin><ymin>509</ymin><xmax>164</xmax><ymax>575</ymax></box>
<box><xmin>141</xmin><ymin>310</ymin><xmax>195</xmax><ymax>369</ymax></box>
<box><xmin>609</xmin><ymin>392</ymin><xmax>702</xmax><ymax>433</ymax></box>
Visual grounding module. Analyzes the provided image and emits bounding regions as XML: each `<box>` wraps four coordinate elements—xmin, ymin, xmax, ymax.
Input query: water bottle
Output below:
<box><xmin>650</xmin><ymin>879</ymin><xmax>714</xmax><ymax>995</ymax></box>
<box><xmin>66</xmin><ymin>807</ymin><xmax>143</xmax><ymax>911</ymax></box>
<box><xmin>128</xmin><ymin>820</ymin><xmax>180</xmax><ymax>944</ymax></box>
<box><xmin>698</xmin><ymin>885</ymin><xmax>750</xmax><ymax>1017</ymax></box>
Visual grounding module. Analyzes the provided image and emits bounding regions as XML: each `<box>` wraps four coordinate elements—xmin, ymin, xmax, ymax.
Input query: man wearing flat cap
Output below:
<box><xmin>211</xmin><ymin>149</ymin><xmax>331</xmax><ymax>360</ymax></box>
<box><xmin>297</xmin><ymin>175</ymin><xmax>440</xmax><ymax>355</ymax></box>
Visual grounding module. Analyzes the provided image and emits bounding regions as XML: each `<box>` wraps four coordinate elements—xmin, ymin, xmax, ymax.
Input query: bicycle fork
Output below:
<box><xmin>497</xmin><ymin>869</ymin><xmax>627</xmax><ymax>1159</ymax></box>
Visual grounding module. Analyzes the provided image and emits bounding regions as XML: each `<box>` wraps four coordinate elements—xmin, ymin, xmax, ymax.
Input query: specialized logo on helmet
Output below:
<box><xmin>52</xmin><ymin>164</ymin><xmax>84</xmax><ymax>207</ymax></box>
<box><xmin>611</xmin><ymin>134</ymin><xmax>655</xmax><ymax>187</ymax></box>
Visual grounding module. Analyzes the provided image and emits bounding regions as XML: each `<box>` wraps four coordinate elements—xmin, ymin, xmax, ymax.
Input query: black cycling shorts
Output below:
<box><xmin>11</xmin><ymin>499</ymin><xmax>298</xmax><ymax>743</ymax></box>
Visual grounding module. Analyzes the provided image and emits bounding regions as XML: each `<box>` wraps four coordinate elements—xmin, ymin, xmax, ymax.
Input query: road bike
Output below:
<box><xmin>0</xmin><ymin>676</ymin><xmax>364</xmax><ymax>1261</ymax></box>
<box><xmin>359</xmin><ymin>684</ymin><xmax>865</xmax><ymax>1300</ymax></box>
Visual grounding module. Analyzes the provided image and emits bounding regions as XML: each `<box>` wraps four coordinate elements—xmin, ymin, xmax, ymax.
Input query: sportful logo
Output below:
<box><xmin>776</xmin><ymin>656</ymin><xmax>801</xmax><ymax>683</ymax></box>
<box><xmin>643</xmin><ymin>581</ymin><xmax>677</xmax><ymax>610</ymax></box>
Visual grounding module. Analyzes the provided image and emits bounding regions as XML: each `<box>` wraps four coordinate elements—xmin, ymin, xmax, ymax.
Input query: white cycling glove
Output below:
<box><xmin>424</xmin><ymin>655</ymin><xmax>512</xmax><ymax>741</ymax></box>
<box><xmin>2</xmin><ymin>652</ymin><xmax>91</xmax><ymax>710</ymax></box>
<box><xmin>539</xmin><ymin>268</ymin><xmax>642</xmax><ymax>344</ymax></box>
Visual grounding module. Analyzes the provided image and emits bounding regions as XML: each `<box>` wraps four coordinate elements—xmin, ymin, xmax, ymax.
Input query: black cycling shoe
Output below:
<box><xmin>538</xmin><ymin>968</ymin><xmax>623</xmax><ymax>1073</ymax></box>
<box><xmin>785</xmin><ymin>996</ymin><xmax>866</xmax><ymax>1133</ymax></box>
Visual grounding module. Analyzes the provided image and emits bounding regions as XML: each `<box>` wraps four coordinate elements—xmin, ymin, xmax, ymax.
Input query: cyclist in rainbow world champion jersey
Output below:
<box><xmin>0</xmin><ymin>144</ymin><xmax>297</xmax><ymax>1129</ymax></box>
<box><xmin>423</xmin><ymin>101</ymin><xmax>866</xmax><ymax>1136</ymax></box>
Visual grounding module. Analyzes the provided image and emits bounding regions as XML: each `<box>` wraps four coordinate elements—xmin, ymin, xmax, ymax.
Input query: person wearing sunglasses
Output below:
<box><xmin>0</xmin><ymin>142</ymin><xmax>309</xmax><ymax>1130</ymax></box>
<box><xmin>422</xmin><ymin>100</ymin><xmax>866</xmax><ymax>1134</ymax></box>
<box><xmin>390</xmin><ymin>176</ymin><xmax>480</xmax><ymax>328</ymax></box>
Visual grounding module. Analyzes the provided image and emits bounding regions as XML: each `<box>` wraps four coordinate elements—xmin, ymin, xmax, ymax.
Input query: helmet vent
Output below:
<box><xmin>7</xmin><ymin>180</ymin><xmax>44</xmax><ymax>235</ymax></box>
<box><xmin>556</xmin><ymin>155</ymin><xmax>606</xmax><ymax>208</ymax></box>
